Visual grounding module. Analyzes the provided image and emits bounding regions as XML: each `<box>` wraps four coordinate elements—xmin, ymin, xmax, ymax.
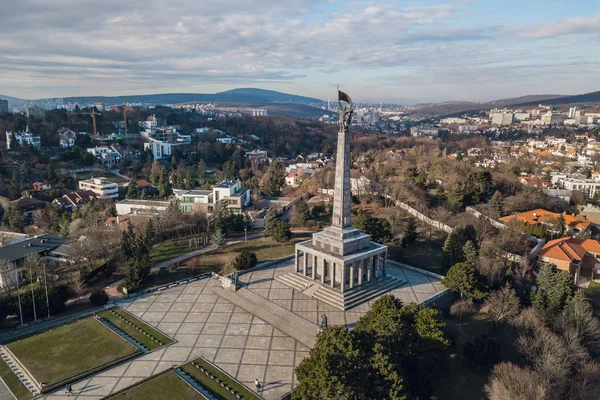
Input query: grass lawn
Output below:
<box><xmin>7</xmin><ymin>318</ymin><xmax>138</xmax><ymax>385</ymax></box>
<box><xmin>0</xmin><ymin>357</ymin><xmax>32</xmax><ymax>400</ymax></box>
<box><xmin>150</xmin><ymin>240</ymin><xmax>207</xmax><ymax>263</ymax></box>
<box><xmin>389</xmin><ymin>239</ymin><xmax>445</xmax><ymax>275</ymax></box>
<box><xmin>99</xmin><ymin>307</ymin><xmax>174</xmax><ymax>351</ymax></box>
<box><xmin>108</xmin><ymin>370</ymin><xmax>205</xmax><ymax>400</ymax></box>
<box><xmin>193</xmin><ymin>232</ymin><xmax>312</xmax><ymax>274</ymax></box>
<box><xmin>181</xmin><ymin>358</ymin><xmax>260</xmax><ymax>400</ymax></box>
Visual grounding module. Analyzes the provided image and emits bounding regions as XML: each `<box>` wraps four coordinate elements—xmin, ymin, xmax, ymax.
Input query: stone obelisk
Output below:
<box><xmin>290</xmin><ymin>88</ymin><xmax>392</xmax><ymax>310</ymax></box>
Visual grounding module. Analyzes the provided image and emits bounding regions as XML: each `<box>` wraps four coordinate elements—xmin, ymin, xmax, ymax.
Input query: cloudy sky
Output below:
<box><xmin>1</xmin><ymin>0</ymin><xmax>599</xmax><ymax>103</ymax></box>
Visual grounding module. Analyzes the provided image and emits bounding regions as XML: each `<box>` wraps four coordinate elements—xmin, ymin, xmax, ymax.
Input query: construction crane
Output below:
<box><xmin>73</xmin><ymin>109</ymin><xmax>101</xmax><ymax>138</ymax></box>
<box><xmin>122</xmin><ymin>104</ymin><xmax>128</xmax><ymax>135</ymax></box>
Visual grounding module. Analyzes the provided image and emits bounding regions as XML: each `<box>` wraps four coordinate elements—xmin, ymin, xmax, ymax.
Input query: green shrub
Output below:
<box><xmin>89</xmin><ymin>290</ymin><xmax>109</xmax><ymax>307</ymax></box>
<box><xmin>233</xmin><ymin>250</ymin><xmax>258</xmax><ymax>271</ymax></box>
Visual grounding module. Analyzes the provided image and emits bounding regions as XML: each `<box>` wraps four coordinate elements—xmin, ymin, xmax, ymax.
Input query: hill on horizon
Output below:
<box><xmin>0</xmin><ymin>88</ymin><xmax>325</xmax><ymax>106</ymax></box>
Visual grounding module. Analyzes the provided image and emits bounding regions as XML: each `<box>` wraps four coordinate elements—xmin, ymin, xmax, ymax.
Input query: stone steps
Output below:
<box><xmin>274</xmin><ymin>273</ymin><xmax>312</xmax><ymax>291</ymax></box>
<box><xmin>0</xmin><ymin>346</ymin><xmax>39</xmax><ymax>396</ymax></box>
<box><xmin>312</xmin><ymin>276</ymin><xmax>406</xmax><ymax>310</ymax></box>
<box><xmin>214</xmin><ymin>287</ymin><xmax>318</xmax><ymax>348</ymax></box>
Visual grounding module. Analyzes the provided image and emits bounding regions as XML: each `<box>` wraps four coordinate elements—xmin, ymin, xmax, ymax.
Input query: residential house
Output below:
<box><xmin>213</xmin><ymin>180</ymin><xmax>250</xmax><ymax>213</ymax></box>
<box><xmin>500</xmin><ymin>209</ymin><xmax>591</xmax><ymax>236</ymax></box>
<box><xmin>87</xmin><ymin>146</ymin><xmax>122</xmax><ymax>166</ymax></box>
<box><xmin>78</xmin><ymin>178</ymin><xmax>119</xmax><ymax>199</ymax></box>
<box><xmin>11</xmin><ymin>196</ymin><xmax>47</xmax><ymax>217</ymax></box>
<box><xmin>53</xmin><ymin>190</ymin><xmax>98</xmax><ymax>211</ymax></box>
<box><xmin>537</xmin><ymin>237</ymin><xmax>600</xmax><ymax>283</ymax></box>
<box><xmin>0</xmin><ymin>233</ymin><xmax>70</xmax><ymax>287</ymax></box>
<box><xmin>32</xmin><ymin>182</ymin><xmax>51</xmax><ymax>191</ymax></box>
<box><xmin>173</xmin><ymin>189</ymin><xmax>214</xmax><ymax>214</ymax></box>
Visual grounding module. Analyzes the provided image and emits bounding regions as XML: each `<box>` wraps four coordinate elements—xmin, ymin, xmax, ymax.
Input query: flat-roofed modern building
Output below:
<box><xmin>78</xmin><ymin>178</ymin><xmax>119</xmax><ymax>199</ymax></box>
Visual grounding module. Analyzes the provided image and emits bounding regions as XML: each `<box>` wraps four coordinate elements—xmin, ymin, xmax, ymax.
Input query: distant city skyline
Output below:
<box><xmin>1</xmin><ymin>0</ymin><xmax>599</xmax><ymax>103</ymax></box>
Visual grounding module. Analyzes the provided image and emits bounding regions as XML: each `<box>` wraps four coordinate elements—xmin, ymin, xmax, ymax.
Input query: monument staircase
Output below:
<box><xmin>275</xmin><ymin>273</ymin><xmax>406</xmax><ymax>311</ymax></box>
<box><xmin>0</xmin><ymin>345</ymin><xmax>39</xmax><ymax>396</ymax></box>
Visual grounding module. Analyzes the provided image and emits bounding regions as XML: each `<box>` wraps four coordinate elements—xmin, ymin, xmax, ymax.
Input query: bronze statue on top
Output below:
<box><xmin>338</xmin><ymin>86</ymin><xmax>353</xmax><ymax>131</ymax></box>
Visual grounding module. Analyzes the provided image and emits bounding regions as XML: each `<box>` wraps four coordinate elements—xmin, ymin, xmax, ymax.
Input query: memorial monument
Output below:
<box><xmin>280</xmin><ymin>88</ymin><xmax>404</xmax><ymax>310</ymax></box>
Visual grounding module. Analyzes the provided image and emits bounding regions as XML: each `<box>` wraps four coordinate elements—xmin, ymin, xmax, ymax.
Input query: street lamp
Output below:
<box><xmin>244</xmin><ymin>227</ymin><xmax>247</xmax><ymax>242</ymax></box>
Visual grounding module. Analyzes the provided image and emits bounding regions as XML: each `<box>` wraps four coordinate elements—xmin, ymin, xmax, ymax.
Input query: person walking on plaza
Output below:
<box><xmin>65</xmin><ymin>383</ymin><xmax>73</xmax><ymax>397</ymax></box>
<box><xmin>255</xmin><ymin>378</ymin><xmax>261</xmax><ymax>392</ymax></box>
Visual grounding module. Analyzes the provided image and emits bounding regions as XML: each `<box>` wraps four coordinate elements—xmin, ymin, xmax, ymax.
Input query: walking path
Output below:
<box><xmin>214</xmin><ymin>287</ymin><xmax>318</xmax><ymax>348</ymax></box>
<box><xmin>0</xmin><ymin>346</ymin><xmax>38</xmax><ymax>396</ymax></box>
<box><xmin>0</xmin><ymin>378</ymin><xmax>16</xmax><ymax>400</ymax></box>
<box><xmin>152</xmin><ymin>232</ymin><xmax>265</xmax><ymax>271</ymax></box>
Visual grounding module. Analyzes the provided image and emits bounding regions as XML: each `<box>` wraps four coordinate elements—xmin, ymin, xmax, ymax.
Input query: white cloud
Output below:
<box><xmin>0</xmin><ymin>1</ymin><xmax>598</xmax><ymax>101</ymax></box>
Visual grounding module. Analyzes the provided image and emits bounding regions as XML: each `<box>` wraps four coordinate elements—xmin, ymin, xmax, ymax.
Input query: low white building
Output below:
<box><xmin>78</xmin><ymin>177</ymin><xmax>119</xmax><ymax>199</ymax></box>
<box><xmin>217</xmin><ymin>137</ymin><xmax>234</xmax><ymax>144</ymax></box>
<box><xmin>115</xmin><ymin>199</ymin><xmax>171</xmax><ymax>215</ymax></box>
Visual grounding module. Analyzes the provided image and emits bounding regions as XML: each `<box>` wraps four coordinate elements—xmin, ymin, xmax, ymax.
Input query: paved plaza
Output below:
<box><xmin>42</xmin><ymin>259</ymin><xmax>446</xmax><ymax>400</ymax></box>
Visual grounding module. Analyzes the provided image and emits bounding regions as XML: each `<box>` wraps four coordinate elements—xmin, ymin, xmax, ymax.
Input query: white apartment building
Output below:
<box><xmin>490</xmin><ymin>110</ymin><xmax>514</xmax><ymax>125</ymax></box>
<box><xmin>569</xmin><ymin>107</ymin><xmax>581</xmax><ymax>118</ymax></box>
<box><xmin>140</xmin><ymin>115</ymin><xmax>191</xmax><ymax>160</ymax></box>
<box><xmin>78</xmin><ymin>178</ymin><xmax>119</xmax><ymax>199</ymax></box>
<box><xmin>6</xmin><ymin>128</ymin><xmax>41</xmax><ymax>149</ymax></box>
<box><xmin>560</xmin><ymin>178</ymin><xmax>600</xmax><ymax>198</ymax></box>
<box><xmin>440</xmin><ymin>117</ymin><xmax>467</xmax><ymax>125</ymax></box>
<box><xmin>459</xmin><ymin>125</ymin><xmax>479</xmax><ymax>134</ymax></box>
<box><xmin>541</xmin><ymin>112</ymin><xmax>566</xmax><ymax>125</ymax></box>
<box><xmin>173</xmin><ymin>189</ymin><xmax>214</xmax><ymax>214</ymax></box>
<box><xmin>410</xmin><ymin>126</ymin><xmax>439</xmax><ymax>137</ymax></box>
<box><xmin>144</xmin><ymin>142</ymin><xmax>172</xmax><ymax>160</ymax></box>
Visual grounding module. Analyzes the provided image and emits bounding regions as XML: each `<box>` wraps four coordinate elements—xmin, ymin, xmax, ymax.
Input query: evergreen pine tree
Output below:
<box><xmin>264</xmin><ymin>208</ymin><xmax>281</xmax><ymax>236</ymax></box>
<box><xmin>401</xmin><ymin>217</ymin><xmax>418</xmax><ymax>247</ymax></box>
<box><xmin>294</xmin><ymin>198</ymin><xmax>310</xmax><ymax>227</ymax></box>
<box><xmin>261</xmin><ymin>161</ymin><xmax>285</xmax><ymax>196</ymax></box>
<box><xmin>488</xmin><ymin>190</ymin><xmax>504</xmax><ymax>218</ymax></box>
<box><xmin>211</xmin><ymin>228</ymin><xmax>226</xmax><ymax>250</ymax></box>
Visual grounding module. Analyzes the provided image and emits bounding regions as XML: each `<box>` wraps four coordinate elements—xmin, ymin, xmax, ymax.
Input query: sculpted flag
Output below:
<box><xmin>338</xmin><ymin>90</ymin><xmax>352</xmax><ymax>106</ymax></box>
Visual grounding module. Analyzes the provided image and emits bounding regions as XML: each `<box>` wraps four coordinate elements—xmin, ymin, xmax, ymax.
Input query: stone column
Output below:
<box><xmin>349</xmin><ymin>264</ymin><xmax>354</xmax><ymax>289</ymax></box>
<box><xmin>321</xmin><ymin>259</ymin><xmax>326</xmax><ymax>285</ymax></box>
<box><xmin>366</xmin><ymin>258</ymin><xmax>371</xmax><ymax>282</ymax></box>
<box><xmin>358</xmin><ymin>260</ymin><xmax>363</xmax><ymax>285</ymax></box>
<box><xmin>303</xmin><ymin>251</ymin><xmax>308</xmax><ymax>277</ymax></box>
<box><xmin>374</xmin><ymin>255</ymin><xmax>379</xmax><ymax>279</ymax></box>
<box><xmin>340</xmin><ymin>264</ymin><xmax>345</xmax><ymax>293</ymax></box>
<box><xmin>382</xmin><ymin>253</ymin><xmax>387</xmax><ymax>277</ymax></box>
<box><xmin>312</xmin><ymin>255</ymin><xmax>317</xmax><ymax>280</ymax></box>
<box><xmin>295</xmin><ymin>249</ymin><xmax>300</xmax><ymax>273</ymax></box>
<box><xmin>331</xmin><ymin>262</ymin><xmax>336</xmax><ymax>289</ymax></box>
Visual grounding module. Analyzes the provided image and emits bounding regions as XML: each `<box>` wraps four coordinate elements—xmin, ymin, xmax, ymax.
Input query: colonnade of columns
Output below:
<box><xmin>294</xmin><ymin>249</ymin><xmax>387</xmax><ymax>293</ymax></box>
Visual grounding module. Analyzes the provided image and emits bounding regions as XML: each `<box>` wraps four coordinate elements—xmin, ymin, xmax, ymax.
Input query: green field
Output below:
<box><xmin>99</xmin><ymin>307</ymin><xmax>174</xmax><ymax>351</ymax></box>
<box><xmin>108</xmin><ymin>370</ymin><xmax>204</xmax><ymax>400</ymax></box>
<box><xmin>7</xmin><ymin>318</ymin><xmax>138</xmax><ymax>385</ymax></box>
<box><xmin>150</xmin><ymin>240</ymin><xmax>206</xmax><ymax>263</ymax></box>
<box><xmin>194</xmin><ymin>232</ymin><xmax>311</xmax><ymax>273</ymax></box>
<box><xmin>0</xmin><ymin>358</ymin><xmax>32</xmax><ymax>400</ymax></box>
<box><xmin>181</xmin><ymin>358</ymin><xmax>261</xmax><ymax>400</ymax></box>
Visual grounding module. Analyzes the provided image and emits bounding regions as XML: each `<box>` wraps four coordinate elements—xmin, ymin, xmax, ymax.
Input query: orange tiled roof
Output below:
<box><xmin>500</xmin><ymin>209</ymin><xmax>591</xmax><ymax>230</ymax></box>
<box><xmin>538</xmin><ymin>237</ymin><xmax>600</xmax><ymax>263</ymax></box>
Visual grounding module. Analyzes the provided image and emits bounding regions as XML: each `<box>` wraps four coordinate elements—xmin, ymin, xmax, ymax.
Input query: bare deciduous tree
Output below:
<box><xmin>485</xmin><ymin>362</ymin><xmax>547</xmax><ymax>400</ymax></box>
<box><xmin>485</xmin><ymin>284</ymin><xmax>521</xmax><ymax>323</ymax></box>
